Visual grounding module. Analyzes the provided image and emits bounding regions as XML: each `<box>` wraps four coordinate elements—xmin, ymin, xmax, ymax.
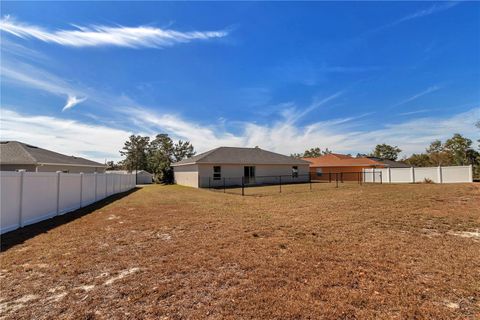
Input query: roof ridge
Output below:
<box><xmin>15</xmin><ymin>142</ymin><xmax>39</xmax><ymax>164</ymax></box>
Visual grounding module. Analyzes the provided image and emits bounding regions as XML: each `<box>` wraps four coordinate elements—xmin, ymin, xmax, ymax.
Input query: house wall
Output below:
<box><xmin>310</xmin><ymin>166</ymin><xmax>379</xmax><ymax>181</ymax></box>
<box><xmin>197</xmin><ymin>164</ymin><xmax>310</xmax><ymax>188</ymax></box>
<box><xmin>173</xmin><ymin>164</ymin><xmax>199</xmax><ymax>188</ymax></box>
<box><xmin>0</xmin><ymin>164</ymin><xmax>37</xmax><ymax>172</ymax></box>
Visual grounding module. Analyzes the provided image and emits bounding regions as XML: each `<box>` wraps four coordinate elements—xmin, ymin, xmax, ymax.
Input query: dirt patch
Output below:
<box><xmin>1</xmin><ymin>183</ymin><xmax>479</xmax><ymax>319</ymax></box>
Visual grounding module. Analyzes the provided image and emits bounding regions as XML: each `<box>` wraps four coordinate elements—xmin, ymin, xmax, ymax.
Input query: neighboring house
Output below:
<box><xmin>106</xmin><ymin>170</ymin><xmax>153</xmax><ymax>184</ymax></box>
<box><xmin>365</xmin><ymin>157</ymin><xmax>411</xmax><ymax>168</ymax></box>
<box><xmin>172</xmin><ymin>146</ymin><xmax>310</xmax><ymax>188</ymax></box>
<box><xmin>0</xmin><ymin>141</ymin><xmax>106</xmax><ymax>173</ymax></box>
<box><xmin>303</xmin><ymin>153</ymin><xmax>389</xmax><ymax>181</ymax></box>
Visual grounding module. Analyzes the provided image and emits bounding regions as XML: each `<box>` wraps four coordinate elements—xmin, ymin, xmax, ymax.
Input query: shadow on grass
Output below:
<box><xmin>1</xmin><ymin>187</ymin><xmax>140</xmax><ymax>252</ymax></box>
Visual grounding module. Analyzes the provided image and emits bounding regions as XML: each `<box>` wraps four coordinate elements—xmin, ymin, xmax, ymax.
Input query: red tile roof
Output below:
<box><xmin>302</xmin><ymin>153</ymin><xmax>385</xmax><ymax>167</ymax></box>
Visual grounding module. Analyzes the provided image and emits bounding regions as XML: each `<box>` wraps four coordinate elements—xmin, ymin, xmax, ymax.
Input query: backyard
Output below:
<box><xmin>0</xmin><ymin>183</ymin><xmax>479</xmax><ymax>319</ymax></box>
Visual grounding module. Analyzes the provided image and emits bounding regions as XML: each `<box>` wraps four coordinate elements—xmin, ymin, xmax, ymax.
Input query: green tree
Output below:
<box><xmin>404</xmin><ymin>153</ymin><xmax>431</xmax><ymax>167</ymax></box>
<box><xmin>173</xmin><ymin>140</ymin><xmax>195</xmax><ymax>162</ymax></box>
<box><xmin>293</xmin><ymin>147</ymin><xmax>333</xmax><ymax>158</ymax></box>
<box><xmin>443</xmin><ymin>133</ymin><xmax>473</xmax><ymax>166</ymax></box>
<box><xmin>147</xmin><ymin>134</ymin><xmax>196</xmax><ymax>183</ymax></box>
<box><xmin>370</xmin><ymin>144</ymin><xmax>402</xmax><ymax>161</ymax></box>
<box><xmin>119</xmin><ymin>135</ymin><xmax>150</xmax><ymax>172</ymax></box>
<box><xmin>106</xmin><ymin>160</ymin><xmax>122</xmax><ymax>170</ymax></box>
<box><xmin>425</xmin><ymin>140</ymin><xmax>452</xmax><ymax>166</ymax></box>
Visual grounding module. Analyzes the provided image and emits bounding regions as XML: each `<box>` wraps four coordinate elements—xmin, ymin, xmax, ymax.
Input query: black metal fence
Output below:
<box><xmin>202</xmin><ymin>171</ymin><xmax>383</xmax><ymax>196</ymax></box>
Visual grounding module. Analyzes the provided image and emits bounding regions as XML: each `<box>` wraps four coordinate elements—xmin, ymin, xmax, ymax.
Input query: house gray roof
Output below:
<box><xmin>366</xmin><ymin>157</ymin><xmax>411</xmax><ymax>168</ymax></box>
<box><xmin>0</xmin><ymin>141</ymin><xmax>105</xmax><ymax>167</ymax></box>
<box><xmin>172</xmin><ymin>147</ymin><xmax>310</xmax><ymax>166</ymax></box>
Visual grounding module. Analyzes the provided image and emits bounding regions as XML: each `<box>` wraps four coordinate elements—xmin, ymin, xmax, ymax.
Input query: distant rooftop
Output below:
<box><xmin>172</xmin><ymin>147</ymin><xmax>309</xmax><ymax>166</ymax></box>
<box><xmin>303</xmin><ymin>153</ymin><xmax>383</xmax><ymax>167</ymax></box>
<box><xmin>0</xmin><ymin>141</ymin><xmax>105</xmax><ymax>167</ymax></box>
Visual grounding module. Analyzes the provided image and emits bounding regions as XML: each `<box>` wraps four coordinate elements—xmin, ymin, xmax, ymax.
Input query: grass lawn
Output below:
<box><xmin>1</xmin><ymin>183</ymin><xmax>479</xmax><ymax>319</ymax></box>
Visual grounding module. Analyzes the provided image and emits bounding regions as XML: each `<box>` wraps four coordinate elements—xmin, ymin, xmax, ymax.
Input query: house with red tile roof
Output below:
<box><xmin>302</xmin><ymin>153</ymin><xmax>388</xmax><ymax>181</ymax></box>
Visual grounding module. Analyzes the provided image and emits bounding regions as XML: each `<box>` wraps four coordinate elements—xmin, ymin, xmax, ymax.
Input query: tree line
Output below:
<box><xmin>107</xmin><ymin>134</ymin><xmax>195</xmax><ymax>183</ymax></box>
<box><xmin>292</xmin><ymin>132</ymin><xmax>480</xmax><ymax>178</ymax></box>
<box><xmin>110</xmin><ymin>127</ymin><xmax>479</xmax><ymax>182</ymax></box>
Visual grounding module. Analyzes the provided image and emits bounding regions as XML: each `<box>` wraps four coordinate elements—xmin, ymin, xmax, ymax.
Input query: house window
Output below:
<box><xmin>316</xmin><ymin>168</ymin><xmax>323</xmax><ymax>177</ymax></box>
<box><xmin>213</xmin><ymin>166</ymin><xmax>221</xmax><ymax>180</ymax></box>
<box><xmin>292</xmin><ymin>166</ymin><xmax>299</xmax><ymax>178</ymax></box>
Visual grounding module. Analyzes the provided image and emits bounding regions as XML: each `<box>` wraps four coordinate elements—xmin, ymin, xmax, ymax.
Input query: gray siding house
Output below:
<box><xmin>0</xmin><ymin>141</ymin><xmax>106</xmax><ymax>173</ymax></box>
<box><xmin>172</xmin><ymin>147</ymin><xmax>310</xmax><ymax>188</ymax></box>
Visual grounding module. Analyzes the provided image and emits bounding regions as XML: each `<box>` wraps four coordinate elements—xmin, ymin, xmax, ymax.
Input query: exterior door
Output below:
<box><xmin>244</xmin><ymin>166</ymin><xmax>255</xmax><ymax>184</ymax></box>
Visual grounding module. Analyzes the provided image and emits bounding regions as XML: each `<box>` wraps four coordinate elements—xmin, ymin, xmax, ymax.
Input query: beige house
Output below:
<box><xmin>172</xmin><ymin>147</ymin><xmax>310</xmax><ymax>188</ymax></box>
<box><xmin>0</xmin><ymin>141</ymin><xmax>106</xmax><ymax>173</ymax></box>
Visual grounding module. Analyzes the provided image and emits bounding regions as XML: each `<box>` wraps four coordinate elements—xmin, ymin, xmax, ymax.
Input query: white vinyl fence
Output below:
<box><xmin>0</xmin><ymin>172</ymin><xmax>135</xmax><ymax>234</ymax></box>
<box><xmin>363</xmin><ymin>165</ymin><xmax>473</xmax><ymax>184</ymax></box>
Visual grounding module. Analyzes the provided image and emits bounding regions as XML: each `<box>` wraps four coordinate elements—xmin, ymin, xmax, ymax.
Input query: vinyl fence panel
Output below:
<box><xmin>363</xmin><ymin>165</ymin><xmax>472</xmax><ymax>184</ymax></box>
<box><xmin>1</xmin><ymin>172</ymin><xmax>136</xmax><ymax>234</ymax></box>
<box><xmin>96</xmin><ymin>174</ymin><xmax>107</xmax><ymax>200</ymax></box>
<box><xmin>0</xmin><ymin>172</ymin><xmax>22</xmax><ymax>233</ymax></box>
<box><xmin>21</xmin><ymin>172</ymin><xmax>58</xmax><ymax>226</ymax></box>
<box><xmin>82</xmin><ymin>174</ymin><xmax>97</xmax><ymax>206</ymax></box>
<box><xmin>58</xmin><ymin>173</ymin><xmax>82</xmax><ymax>214</ymax></box>
<box><xmin>413</xmin><ymin>167</ymin><xmax>440</xmax><ymax>183</ymax></box>
<box><xmin>441</xmin><ymin>166</ymin><xmax>472</xmax><ymax>183</ymax></box>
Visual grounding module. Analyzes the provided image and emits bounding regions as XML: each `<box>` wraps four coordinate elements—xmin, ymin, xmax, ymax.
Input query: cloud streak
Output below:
<box><xmin>63</xmin><ymin>95</ymin><xmax>87</xmax><ymax>111</ymax></box>
<box><xmin>392</xmin><ymin>86</ymin><xmax>441</xmax><ymax>108</ymax></box>
<box><xmin>2</xmin><ymin>106</ymin><xmax>477</xmax><ymax>164</ymax></box>
<box><xmin>0</xmin><ymin>16</ymin><xmax>228</xmax><ymax>48</ymax></box>
<box><xmin>390</xmin><ymin>1</ymin><xmax>460</xmax><ymax>27</ymax></box>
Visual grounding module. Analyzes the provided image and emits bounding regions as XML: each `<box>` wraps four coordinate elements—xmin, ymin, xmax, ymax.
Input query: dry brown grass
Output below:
<box><xmin>1</xmin><ymin>183</ymin><xmax>479</xmax><ymax>319</ymax></box>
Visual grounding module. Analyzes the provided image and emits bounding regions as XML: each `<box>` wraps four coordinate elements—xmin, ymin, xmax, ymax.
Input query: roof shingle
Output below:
<box><xmin>0</xmin><ymin>141</ymin><xmax>105</xmax><ymax>167</ymax></box>
<box><xmin>172</xmin><ymin>147</ymin><xmax>309</xmax><ymax>166</ymax></box>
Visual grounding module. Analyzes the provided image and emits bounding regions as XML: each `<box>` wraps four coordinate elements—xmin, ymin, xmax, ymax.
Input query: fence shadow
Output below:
<box><xmin>0</xmin><ymin>187</ymin><xmax>140</xmax><ymax>252</ymax></box>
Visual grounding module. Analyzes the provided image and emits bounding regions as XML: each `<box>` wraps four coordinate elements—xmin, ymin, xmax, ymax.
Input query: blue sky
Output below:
<box><xmin>1</xmin><ymin>1</ymin><xmax>479</xmax><ymax>162</ymax></box>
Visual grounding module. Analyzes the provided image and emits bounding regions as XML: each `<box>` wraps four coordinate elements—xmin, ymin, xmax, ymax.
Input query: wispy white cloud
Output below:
<box><xmin>390</xmin><ymin>1</ymin><xmax>460</xmax><ymax>27</ymax></box>
<box><xmin>0</xmin><ymin>108</ymin><xmax>136</xmax><ymax>162</ymax></box>
<box><xmin>398</xmin><ymin>109</ymin><xmax>431</xmax><ymax>116</ymax></box>
<box><xmin>0</xmin><ymin>15</ymin><xmax>228</xmax><ymax>48</ymax></box>
<box><xmin>281</xmin><ymin>91</ymin><xmax>345</xmax><ymax>123</ymax></box>
<box><xmin>392</xmin><ymin>86</ymin><xmax>441</xmax><ymax>108</ymax></box>
<box><xmin>63</xmin><ymin>95</ymin><xmax>87</xmax><ymax>111</ymax></box>
<box><xmin>2</xmin><ymin>104</ymin><xmax>478</xmax><ymax>164</ymax></box>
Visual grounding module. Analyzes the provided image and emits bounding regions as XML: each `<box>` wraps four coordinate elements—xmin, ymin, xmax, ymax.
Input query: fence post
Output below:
<box><xmin>438</xmin><ymin>166</ymin><xmax>443</xmax><ymax>184</ymax></box>
<box><xmin>469</xmin><ymin>164</ymin><xmax>473</xmax><ymax>182</ymax></box>
<box><xmin>94</xmin><ymin>172</ymin><xmax>98</xmax><ymax>201</ymax></box>
<box><xmin>309</xmin><ymin>174</ymin><xmax>312</xmax><ymax>191</ymax></box>
<box><xmin>380</xmin><ymin>171</ymin><xmax>383</xmax><ymax>184</ymax></box>
<box><xmin>388</xmin><ymin>167</ymin><xmax>391</xmax><ymax>183</ymax></box>
<box><xmin>329</xmin><ymin>172</ymin><xmax>331</xmax><ymax>183</ymax></box>
<box><xmin>79</xmin><ymin>172</ymin><xmax>84</xmax><ymax>208</ymax></box>
<box><xmin>18</xmin><ymin>170</ymin><xmax>25</xmax><ymax>228</ymax></box>
<box><xmin>335</xmin><ymin>173</ymin><xmax>339</xmax><ymax>188</ymax></box>
<box><xmin>411</xmin><ymin>167</ymin><xmax>415</xmax><ymax>183</ymax></box>
<box><xmin>279</xmin><ymin>176</ymin><xmax>282</xmax><ymax>193</ymax></box>
<box><xmin>223</xmin><ymin>177</ymin><xmax>226</xmax><ymax>193</ymax></box>
<box><xmin>242</xmin><ymin>176</ymin><xmax>245</xmax><ymax>196</ymax></box>
<box><xmin>56</xmin><ymin>171</ymin><xmax>61</xmax><ymax>216</ymax></box>
<box><xmin>373</xmin><ymin>169</ymin><xmax>376</xmax><ymax>183</ymax></box>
